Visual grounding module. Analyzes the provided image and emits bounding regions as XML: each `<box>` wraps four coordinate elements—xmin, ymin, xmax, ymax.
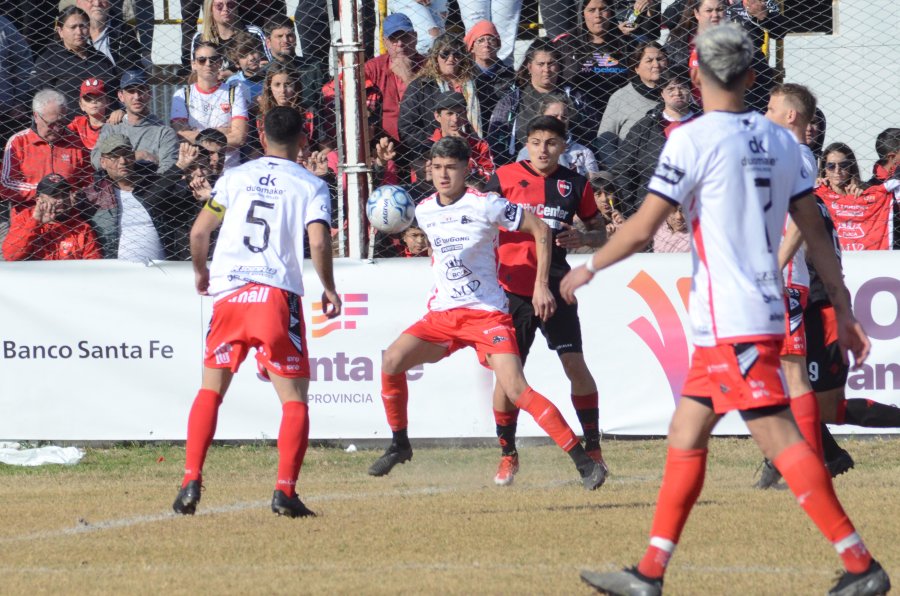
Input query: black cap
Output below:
<box><xmin>36</xmin><ymin>174</ymin><xmax>72</xmax><ymax>198</ymax></box>
<box><xmin>120</xmin><ymin>69</ymin><xmax>149</xmax><ymax>89</ymax></box>
<box><xmin>433</xmin><ymin>91</ymin><xmax>467</xmax><ymax>113</ymax></box>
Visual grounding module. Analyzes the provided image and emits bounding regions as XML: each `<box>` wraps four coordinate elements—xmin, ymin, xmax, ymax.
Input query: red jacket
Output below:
<box><xmin>2</xmin><ymin>207</ymin><xmax>102</xmax><ymax>261</ymax></box>
<box><xmin>429</xmin><ymin>129</ymin><xmax>494</xmax><ymax>181</ymax></box>
<box><xmin>364</xmin><ymin>53</ymin><xmax>426</xmax><ymax>142</ymax></box>
<box><xmin>1</xmin><ymin>128</ymin><xmax>92</xmax><ymax>213</ymax></box>
<box><xmin>67</xmin><ymin>115</ymin><xmax>104</xmax><ymax>150</ymax></box>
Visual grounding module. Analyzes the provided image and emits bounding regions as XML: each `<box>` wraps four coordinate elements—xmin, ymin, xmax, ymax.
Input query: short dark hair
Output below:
<box><xmin>431</xmin><ymin>136</ymin><xmax>470</xmax><ymax>162</ymax></box>
<box><xmin>526</xmin><ymin>115</ymin><xmax>566</xmax><ymax>139</ymax></box>
<box><xmin>196</xmin><ymin>128</ymin><xmax>227</xmax><ymax>146</ymax></box>
<box><xmin>629</xmin><ymin>41</ymin><xmax>665</xmax><ymax>72</ymax></box>
<box><xmin>874</xmin><ymin>128</ymin><xmax>900</xmax><ymax>159</ymax></box>
<box><xmin>229</xmin><ymin>31</ymin><xmax>265</xmax><ymax>63</ymax></box>
<box><xmin>264</xmin><ymin>106</ymin><xmax>305</xmax><ymax>145</ymax></box>
<box><xmin>57</xmin><ymin>6</ymin><xmax>88</xmax><ymax>28</ymax></box>
<box><xmin>264</xmin><ymin>15</ymin><xmax>295</xmax><ymax>38</ymax></box>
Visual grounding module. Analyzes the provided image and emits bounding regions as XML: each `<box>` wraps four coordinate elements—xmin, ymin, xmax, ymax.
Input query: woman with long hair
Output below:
<box><xmin>31</xmin><ymin>7</ymin><xmax>118</xmax><ymax>108</ymax></box>
<box><xmin>190</xmin><ymin>0</ymin><xmax>270</xmax><ymax>76</ymax></box>
<box><xmin>170</xmin><ymin>41</ymin><xmax>250</xmax><ymax>170</ymax></box>
<box><xmin>256</xmin><ymin>62</ymin><xmax>316</xmax><ymax>155</ymax></box>
<box><xmin>398</xmin><ymin>34</ymin><xmax>483</xmax><ymax>159</ymax></box>
<box><xmin>487</xmin><ymin>38</ymin><xmax>588</xmax><ymax>165</ymax></box>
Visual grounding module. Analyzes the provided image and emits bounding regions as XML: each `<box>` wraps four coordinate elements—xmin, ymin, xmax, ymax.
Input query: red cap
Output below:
<box><xmin>80</xmin><ymin>78</ymin><xmax>106</xmax><ymax>98</ymax></box>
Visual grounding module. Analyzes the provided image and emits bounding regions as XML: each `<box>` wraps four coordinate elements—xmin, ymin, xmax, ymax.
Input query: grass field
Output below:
<box><xmin>0</xmin><ymin>437</ymin><xmax>897</xmax><ymax>595</ymax></box>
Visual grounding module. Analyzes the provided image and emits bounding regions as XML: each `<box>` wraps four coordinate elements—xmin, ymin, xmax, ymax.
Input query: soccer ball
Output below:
<box><xmin>366</xmin><ymin>185</ymin><xmax>415</xmax><ymax>234</ymax></box>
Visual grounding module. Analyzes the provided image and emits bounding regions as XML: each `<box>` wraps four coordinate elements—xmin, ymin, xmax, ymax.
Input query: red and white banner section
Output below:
<box><xmin>0</xmin><ymin>254</ymin><xmax>897</xmax><ymax>440</ymax></box>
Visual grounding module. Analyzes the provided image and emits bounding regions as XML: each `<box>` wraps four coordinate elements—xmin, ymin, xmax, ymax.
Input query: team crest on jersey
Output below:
<box><xmin>653</xmin><ymin>157</ymin><xmax>686</xmax><ymax>185</ymax></box>
<box><xmin>445</xmin><ymin>257</ymin><xmax>472</xmax><ymax>280</ymax></box>
<box><xmin>460</xmin><ymin>215</ymin><xmax>472</xmax><ymax>224</ymax></box>
<box><xmin>557</xmin><ymin>180</ymin><xmax>572</xmax><ymax>197</ymax></box>
<box><xmin>220</xmin><ymin>103</ymin><xmax>232</xmax><ymax>113</ymax></box>
<box><xmin>504</xmin><ymin>203</ymin><xmax>519</xmax><ymax>222</ymax></box>
<box><xmin>492</xmin><ymin>335</ymin><xmax>508</xmax><ymax>344</ymax></box>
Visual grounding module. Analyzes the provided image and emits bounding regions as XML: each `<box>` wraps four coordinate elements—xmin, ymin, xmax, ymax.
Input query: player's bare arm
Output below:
<box><xmin>555</xmin><ymin>214</ymin><xmax>608</xmax><ymax>250</ymax></box>
<box><xmin>560</xmin><ymin>193</ymin><xmax>673</xmax><ymax>304</ymax></box>
<box><xmin>307</xmin><ymin>220</ymin><xmax>342</xmax><ymax>319</ymax></box>
<box><xmin>777</xmin><ymin>219</ymin><xmax>804</xmax><ymax>271</ymax></box>
<box><xmin>189</xmin><ymin>203</ymin><xmax>224</xmax><ymax>295</ymax></box>
<box><xmin>789</xmin><ymin>193</ymin><xmax>870</xmax><ymax>367</ymax></box>
<box><xmin>519</xmin><ymin>209</ymin><xmax>556</xmax><ymax>321</ymax></box>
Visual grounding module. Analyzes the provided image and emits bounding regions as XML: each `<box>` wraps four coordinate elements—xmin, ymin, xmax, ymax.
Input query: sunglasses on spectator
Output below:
<box><xmin>195</xmin><ymin>55</ymin><xmax>222</xmax><ymax>65</ymax></box>
<box><xmin>214</xmin><ymin>1</ymin><xmax>237</xmax><ymax>9</ymax></box>
<box><xmin>82</xmin><ymin>94</ymin><xmax>106</xmax><ymax>103</ymax></box>
<box><xmin>825</xmin><ymin>160</ymin><xmax>853</xmax><ymax>171</ymax></box>
<box><xmin>438</xmin><ymin>50</ymin><xmax>462</xmax><ymax>60</ymax></box>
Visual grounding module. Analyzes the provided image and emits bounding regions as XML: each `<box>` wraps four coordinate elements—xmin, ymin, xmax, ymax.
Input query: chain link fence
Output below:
<box><xmin>0</xmin><ymin>0</ymin><xmax>897</xmax><ymax>261</ymax></box>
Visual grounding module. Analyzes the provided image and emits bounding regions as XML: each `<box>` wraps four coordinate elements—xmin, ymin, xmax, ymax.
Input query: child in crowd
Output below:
<box><xmin>67</xmin><ymin>78</ymin><xmax>109</xmax><ymax>150</ymax></box>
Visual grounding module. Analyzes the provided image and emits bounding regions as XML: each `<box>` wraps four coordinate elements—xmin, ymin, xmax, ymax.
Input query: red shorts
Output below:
<box><xmin>404</xmin><ymin>308</ymin><xmax>519</xmax><ymax>368</ymax></box>
<box><xmin>681</xmin><ymin>340</ymin><xmax>789</xmax><ymax>414</ymax></box>
<box><xmin>780</xmin><ymin>286</ymin><xmax>809</xmax><ymax>357</ymax></box>
<box><xmin>204</xmin><ymin>284</ymin><xmax>310</xmax><ymax>378</ymax></box>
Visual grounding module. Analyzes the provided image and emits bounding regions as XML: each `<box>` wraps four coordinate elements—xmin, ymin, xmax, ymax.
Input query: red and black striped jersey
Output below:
<box><xmin>486</xmin><ymin>160</ymin><xmax>597</xmax><ymax>296</ymax></box>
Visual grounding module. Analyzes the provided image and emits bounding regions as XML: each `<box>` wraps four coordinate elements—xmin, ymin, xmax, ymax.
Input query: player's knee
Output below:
<box><xmin>559</xmin><ymin>352</ymin><xmax>593</xmax><ymax>383</ymax></box>
<box><xmin>381</xmin><ymin>347</ymin><xmax>405</xmax><ymax>376</ymax></box>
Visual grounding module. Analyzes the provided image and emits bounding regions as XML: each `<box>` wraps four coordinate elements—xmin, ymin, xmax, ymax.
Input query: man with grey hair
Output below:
<box><xmin>565</xmin><ymin>24</ymin><xmax>890</xmax><ymax>596</ymax></box>
<box><xmin>1</xmin><ymin>88</ymin><xmax>92</xmax><ymax>215</ymax></box>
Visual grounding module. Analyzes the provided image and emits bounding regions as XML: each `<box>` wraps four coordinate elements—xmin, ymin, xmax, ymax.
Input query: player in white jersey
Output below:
<box><xmin>172</xmin><ymin>107</ymin><xmax>341</xmax><ymax>519</ymax></box>
<box><xmin>367</xmin><ymin>136</ymin><xmax>607</xmax><ymax>490</ymax></box>
<box><xmin>564</xmin><ymin>25</ymin><xmax>889</xmax><ymax>596</ymax></box>
<box><xmin>753</xmin><ymin>83</ymin><xmax>827</xmax><ymax>489</ymax></box>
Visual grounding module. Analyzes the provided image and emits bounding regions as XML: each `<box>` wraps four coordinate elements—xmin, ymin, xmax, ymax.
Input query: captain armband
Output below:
<box><xmin>203</xmin><ymin>198</ymin><xmax>226</xmax><ymax>219</ymax></box>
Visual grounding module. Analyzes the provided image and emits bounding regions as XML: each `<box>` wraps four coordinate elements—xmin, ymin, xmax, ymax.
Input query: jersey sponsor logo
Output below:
<box><xmin>748</xmin><ymin>136</ymin><xmax>767</xmax><ymax>154</ymax></box>
<box><xmin>258</xmin><ymin>174</ymin><xmax>277</xmax><ymax>186</ymax></box>
<box><xmin>520</xmin><ymin>203</ymin><xmax>569</xmax><ymax>220</ymax></box>
<box><xmin>450</xmin><ymin>279</ymin><xmax>481</xmax><ymax>299</ymax></box>
<box><xmin>836</xmin><ymin>221</ymin><xmax>866</xmax><ymax>239</ymax></box>
<box><xmin>556</xmin><ymin>180</ymin><xmax>572</xmax><ymax>198</ymax></box>
<box><xmin>445</xmin><ymin>257</ymin><xmax>472</xmax><ymax>280</ymax></box>
<box><xmin>433</xmin><ymin>235</ymin><xmax>469</xmax><ymax>247</ymax></box>
<box><xmin>227</xmin><ymin>265</ymin><xmax>277</xmax><ymax>282</ymax></box>
<box><xmin>311</xmin><ymin>293</ymin><xmax>369</xmax><ymax>338</ymax></box>
<box><xmin>227</xmin><ymin>286</ymin><xmax>271</xmax><ymax>304</ymax></box>
<box><xmin>653</xmin><ymin>157</ymin><xmax>685</xmax><ymax>185</ymax></box>
<box><xmin>504</xmin><ymin>203</ymin><xmax>519</xmax><ymax>222</ymax></box>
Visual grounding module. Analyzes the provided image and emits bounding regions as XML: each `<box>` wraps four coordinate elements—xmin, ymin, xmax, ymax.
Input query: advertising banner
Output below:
<box><xmin>1</xmin><ymin>254</ymin><xmax>897</xmax><ymax>440</ymax></box>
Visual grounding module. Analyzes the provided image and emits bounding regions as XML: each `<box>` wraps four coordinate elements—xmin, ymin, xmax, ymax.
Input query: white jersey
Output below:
<box><xmin>206</xmin><ymin>156</ymin><xmax>331</xmax><ymax>301</ymax></box>
<box><xmin>170</xmin><ymin>82</ymin><xmax>249</xmax><ymax>169</ymax></box>
<box><xmin>783</xmin><ymin>144</ymin><xmax>817</xmax><ymax>289</ymax></box>
<box><xmin>417</xmin><ymin>188</ymin><xmax>523</xmax><ymax>313</ymax></box>
<box><xmin>647</xmin><ymin>111</ymin><xmax>813</xmax><ymax>346</ymax></box>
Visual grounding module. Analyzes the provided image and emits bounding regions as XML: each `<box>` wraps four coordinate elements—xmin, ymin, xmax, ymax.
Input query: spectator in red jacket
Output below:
<box><xmin>427</xmin><ymin>91</ymin><xmax>494</xmax><ymax>181</ymax></box>
<box><xmin>815</xmin><ymin>142</ymin><xmax>900</xmax><ymax>251</ymax></box>
<box><xmin>1</xmin><ymin>88</ymin><xmax>92</xmax><ymax>215</ymax></box>
<box><xmin>67</xmin><ymin>77</ymin><xmax>109</xmax><ymax>150</ymax></box>
<box><xmin>364</xmin><ymin>14</ymin><xmax>426</xmax><ymax>144</ymax></box>
<box><xmin>2</xmin><ymin>173</ymin><xmax>101</xmax><ymax>261</ymax></box>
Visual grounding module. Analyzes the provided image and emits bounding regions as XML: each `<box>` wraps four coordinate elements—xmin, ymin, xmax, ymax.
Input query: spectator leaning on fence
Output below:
<box><xmin>612</xmin><ymin>67</ymin><xmax>697</xmax><ymax>213</ymax></box>
<box><xmin>400</xmin><ymin>34</ymin><xmax>484</xmax><ymax>157</ymax></box>
<box><xmin>488</xmin><ymin>39</ymin><xmax>587</xmax><ymax>165</ymax></box>
<box><xmin>0</xmin><ymin>15</ymin><xmax>35</xmax><ymax>145</ymax></box>
<box><xmin>93</xmin><ymin>70</ymin><xmax>180</xmax><ymax>174</ymax></box>
<box><xmin>191</xmin><ymin>0</ymin><xmax>271</xmax><ymax>77</ymax></box>
<box><xmin>516</xmin><ymin>95</ymin><xmax>599</xmax><ymax>177</ymax></box>
<box><xmin>1</xmin><ymin>88</ymin><xmax>92</xmax><ymax>214</ymax></box>
<box><xmin>364</xmin><ymin>14</ymin><xmax>426</xmax><ymax>146</ymax></box>
<box><xmin>73</xmin><ymin>0</ymin><xmax>143</xmax><ymax>71</ymax></box>
<box><xmin>171</xmin><ymin>41</ymin><xmax>250</xmax><ymax>170</ymax></box>
<box><xmin>31</xmin><ymin>7</ymin><xmax>119</xmax><ymax>110</ymax></box>
<box><xmin>2</xmin><ymin>173</ymin><xmax>101</xmax><ymax>261</ymax></box>
<box><xmin>815</xmin><ymin>142</ymin><xmax>900</xmax><ymax>252</ymax></box>
<box><xmin>465</xmin><ymin>21</ymin><xmax>514</xmax><ymax>120</ymax></box>
<box><xmin>84</xmin><ymin>133</ymin><xmax>184</xmax><ymax>261</ymax></box>
<box><xmin>595</xmin><ymin>41</ymin><xmax>668</xmax><ymax>168</ymax></box>
<box><xmin>67</xmin><ymin>78</ymin><xmax>109</xmax><ymax>150</ymax></box>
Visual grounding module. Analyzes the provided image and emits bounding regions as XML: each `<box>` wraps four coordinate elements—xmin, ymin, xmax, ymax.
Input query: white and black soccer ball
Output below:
<box><xmin>366</xmin><ymin>185</ymin><xmax>416</xmax><ymax>234</ymax></box>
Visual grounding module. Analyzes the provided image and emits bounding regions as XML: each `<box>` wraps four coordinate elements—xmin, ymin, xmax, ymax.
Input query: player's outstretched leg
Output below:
<box><xmin>270</xmin><ymin>372</ymin><xmax>316</xmax><ymax>518</ymax></box>
<box><xmin>492</xmin><ymin>383</ymin><xmax>520</xmax><ymax>486</ymax></box>
<box><xmin>749</xmin><ymin>408</ymin><xmax>890</xmax><ymax>595</ymax></box>
<box><xmin>173</xmin><ymin>386</ymin><xmax>224</xmax><ymax>515</ymax></box>
<box><xmin>369</xmin><ymin>336</ymin><xmax>446</xmax><ymax>477</ymax></box>
<box><xmin>581</xmin><ymin>397</ymin><xmax>718</xmax><ymax>591</ymax></box>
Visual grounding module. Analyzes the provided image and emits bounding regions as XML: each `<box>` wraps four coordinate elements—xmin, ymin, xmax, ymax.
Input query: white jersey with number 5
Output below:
<box><xmin>207</xmin><ymin>156</ymin><xmax>331</xmax><ymax>301</ymax></box>
<box><xmin>417</xmin><ymin>188</ymin><xmax>523</xmax><ymax>313</ymax></box>
<box><xmin>647</xmin><ymin>111</ymin><xmax>813</xmax><ymax>346</ymax></box>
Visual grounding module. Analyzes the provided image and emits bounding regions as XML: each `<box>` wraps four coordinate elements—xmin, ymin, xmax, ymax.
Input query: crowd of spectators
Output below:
<box><xmin>0</xmin><ymin>0</ymin><xmax>897</xmax><ymax>261</ymax></box>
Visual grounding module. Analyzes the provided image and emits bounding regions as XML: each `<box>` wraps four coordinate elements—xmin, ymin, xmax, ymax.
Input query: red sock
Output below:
<box><xmin>381</xmin><ymin>372</ymin><xmax>408</xmax><ymax>431</ymax></box>
<box><xmin>791</xmin><ymin>391</ymin><xmax>823</xmax><ymax>458</ymax></box>
<box><xmin>774</xmin><ymin>441</ymin><xmax>871</xmax><ymax>573</ymax></box>
<box><xmin>638</xmin><ymin>447</ymin><xmax>707</xmax><ymax>579</ymax></box>
<box><xmin>835</xmin><ymin>399</ymin><xmax>847</xmax><ymax>424</ymax></box>
<box><xmin>515</xmin><ymin>387</ymin><xmax>578</xmax><ymax>451</ymax></box>
<box><xmin>182</xmin><ymin>389</ymin><xmax>222</xmax><ymax>487</ymax></box>
<box><xmin>276</xmin><ymin>401</ymin><xmax>310</xmax><ymax>498</ymax></box>
<box><xmin>493</xmin><ymin>408</ymin><xmax>519</xmax><ymax>426</ymax></box>
<box><xmin>572</xmin><ymin>391</ymin><xmax>600</xmax><ymax>446</ymax></box>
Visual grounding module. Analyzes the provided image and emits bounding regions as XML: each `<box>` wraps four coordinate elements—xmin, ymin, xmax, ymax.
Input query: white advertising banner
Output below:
<box><xmin>0</xmin><ymin>254</ymin><xmax>898</xmax><ymax>440</ymax></box>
